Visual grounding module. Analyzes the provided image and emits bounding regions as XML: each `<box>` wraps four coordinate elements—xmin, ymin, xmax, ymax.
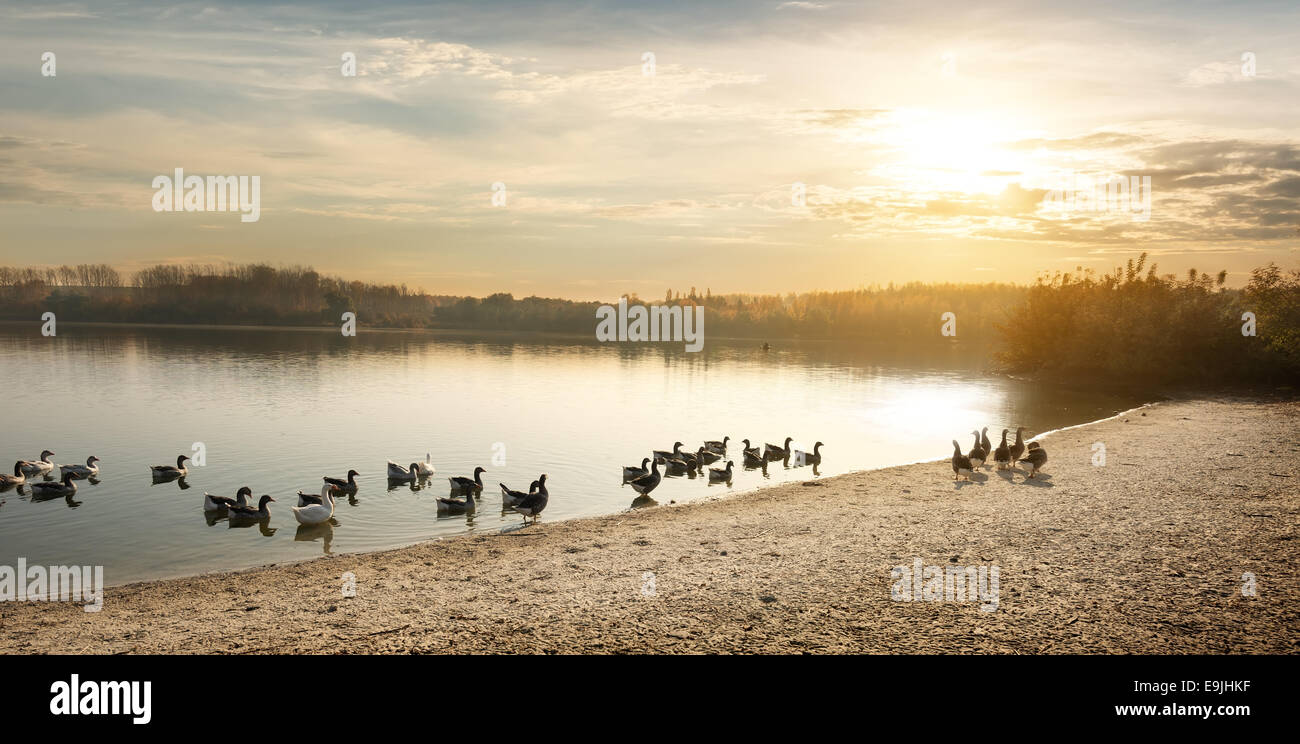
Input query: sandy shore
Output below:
<box><xmin>1</xmin><ymin>397</ymin><xmax>1296</xmax><ymax>654</ymax></box>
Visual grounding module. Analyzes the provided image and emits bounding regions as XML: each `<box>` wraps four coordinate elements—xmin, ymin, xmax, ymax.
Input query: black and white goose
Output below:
<box><xmin>449</xmin><ymin>466</ymin><xmax>486</xmax><ymax>493</ymax></box>
<box><xmin>993</xmin><ymin>429</ymin><xmax>1012</xmax><ymax>470</ymax></box>
<box><xmin>628</xmin><ymin>460</ymin><xmax>661</xmax><ymax>496</ymax></box>
<box><xmin>764</xmin><ymin>437</ymin><xmax>793</xmax><ymax>461</ymax></box>
<box><xmin>150</xmin><ymin>455</ymin><xmax>191</xmax><ymax>478</ymax></box>
<box><xmin>967</xmin><ymin>431</ymin><xmax>987</xmax><ymax>468</ymax></box>
<box><xmin>951</xmin><ymin>440</ymin><xmax>974</xmax><ymax>481</ymax></box>
<box><xmin>791</xmin><ymin>442</ymin><xmax>823</xmax><ymax>466</ymax></box>
<box><xmin>708</xmin><ymin>461</ymin><xmax>734</xmax><ymax>482</ymax></box>
<box><xmin>1019</xmin><ymin>442</ymin><xmax>1048</xmax><ymax>478</ymax></box>
<box><xmin>296</xmin><ymin>483</ymin><xmax>337</xmax><ymax>507</ymax></box>
<box><xmin>323</xmin><ymin>469</ymin><xmax>360</xmax><ymax>491</ymax></box>
<box><xmin>1008</xmin><ymin>427</ymin><xmax>1027</xmax><ymax>464</ymax></box>
<box><xmin>500</xmin><ymin>480</ymin><xmax>540</xmax><ymax>508</ymax></box>
<box><xmin>19</xmin><ymin>450</ymin><xmax>56</xmax><ymax>476</ymax></box>
<box><xmin>31</xmin><ymin>471</ymin><xmax>78</xmax><ymax>497</ymax></box>
<box><xmin>0</xmin><ymin>461</ymin><xmax>26</xmax><ymax>488</ymax></box>
<box><xmin>60</xmin><ymin>456</ymin><xmax>101</xmax><ymax>478</ymax></box>
<box><xmin>437</xmin><ymin>488</ymin><xmax>477</xmax><ymax>514</ymax></box>
<box><xmin>204</xmin><ymin>486</ymin><xmax>253</xmax><ymax>511</ymax></box>
<box><xmin>703</xmin><ymin>437</ymin><xmax>729</xmax><ymax>454</ymax></box>
<box><xmin>622</xmin><ymin>458</ymin><xmax>651</xmax><ymax>481</ymax></box>
<box><xmin>387</xmin><ymin>460</ymin><xmax>422</xmax><ymax>481</ymax></box>
<box><xmin>227</xmin><ymin>494</ymin><xmax>274</xmax><ymax>520</ymax></box>
<box><xmin>510</xmin><ymin>474</ymin><xmax>549</xmax><ymax>524</ymax></box>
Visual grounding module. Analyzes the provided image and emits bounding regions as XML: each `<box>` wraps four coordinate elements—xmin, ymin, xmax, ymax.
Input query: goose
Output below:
<box><xmin>416</xmin><ymin>453</ymin><xmax>436</xmax><ymax>476</ymax></box>
<box><xmin>449</xmin><ymin>466</ymin><xmax>486</xmax><ymax>493</ymax></box>
<box><xmin>967</xmin><ymin>431</ymin><xmax>987</xmax><ymax>468</ymax></box>
<box><xmin>703</xmin><ymin>436</ymin><xmax>729</xmax><ymax>454</ymax></box>
<box><xmin>764</xmin><ymin>437</ymin><xmax>793</xmax><ymax>461</ymax></box>
<box><xmin>150</xmin><ymin>455</ymin><xmax>191</xmax><ymax>477</ymax></box>
<box><xmin>708</xmin><ymin>461</ymin><xmax>734</xmax><ymax>482</ymax></box>
<box><xmin>30</xmin><ymin>471</ymin><xmax>77</xmax><ymax>497</ymax></box>
<box><xmin>0</xmin><ymin>461</ymin><xmax>26</xmax><ymax>487</ymax></box>
<box><xmin>227</xmin><ymin>495</ymin><xmax>274</xmax><ymax>520</ymax></box>
<box><xmin>296</xmin><ymin>483</ymin><xmax>336</xmax><ymax>507</ymax></box>
<box><xmin>204</xmin><ymin>486</ymin><xmax>253</xmax><ymax>511</ymax></box>
<box><xmin>993</xmin><ymin>429</ymin><xmax>1011</xmax><ymax>470</ymax></box>
<box><xmin>628</xmin><ymin>460</ymin><xmax>661</xmax><ymax>496</ymax></box>
<box><xmin>980</xmin><ymin>427</ymin><xmax>992</xmax><ymax>459</ymax></box>
<box><xmin>622</xmin><ymin>458</ymin><xmax>651</xmax><ymax>481</ymax></box>
<box><xmin>323</xmin><ymin>469</ymin><xmax>360</xmax><ymax>491</ymax></box>
<box><xmin>500</xmin><ymin>480</ymin><xmax>539</xmax><ymax>508</ymax></box>
<box><xmin>742</xmin><ymin>446</ymin><xmax>767</xmax><ymax>468</ymax></box>
<box><xmin>1008</xmin><ymin>427</ymin><xmax>1027</xmax><ymax>463</ymax></box>
<box><xmin>510</xmin><ymin>474</ymin><xmax>548</xmax><ymax>524</ymax></box>
<box><xmin>951</xmin><ymin>441</ymin><xmax>973</xmax><ymax>481</ymax></box>
<box><xmin>1019</xmin><ymin>442</ymin><xmax>1048</xmax><ymax>478</ymax></box>
<box><xmin>292</xmin><ymin>487</ymin><xmax>335</xmax><ymax>526</ymax></box>
<box><xmin>59</xmin><ymin>456</ymin><xmax>101</xmax><ymax>478</ymax></box>
<box><xmin>19</xmin><ymin>450</ymin><xmax>56</xmax><ymax>476</ymax></box>
<box><xmin>792</xmin><ymin>442</ymin><xmax>824</xmax><ymax>466</ymax></box>
<box><xmin>387</xmin><ymin>460</ymin><xmax>422</xmax><ymax>481</ymax></box>
<box><xmin>652</xmin><ymin>442</ymin><xmax>685</xmax><ymax>465</ymax></box>
<box><xmin>741</xmin><ymin>439</ymin><xmax>762</xmax><ymax>460</ymax></box>
<box><xmin>437</xmin><ymin>489</ymin><xmax>477</xmax><ymax>515</ymax></box>
<box><xmin>697</xmin><ymin>446</ymin><xmax>722</xmax><ymax>465</ymax></box>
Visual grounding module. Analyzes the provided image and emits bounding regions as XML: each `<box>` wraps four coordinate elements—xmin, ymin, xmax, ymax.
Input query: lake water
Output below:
<box><xmin>0</xmin><ymin>323</ymin><xmax>1148</xmax><ymax>585</ymax></box>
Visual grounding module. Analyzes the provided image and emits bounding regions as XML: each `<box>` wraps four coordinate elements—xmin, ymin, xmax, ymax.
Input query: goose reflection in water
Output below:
<box><xmin>294</xmin><ymin>520</ymin><xmax>336</xmax><ymax>553</ymax></box>
<box><xmin>630</xmin><ymin>494</ymin><xmax>658</xmax><ymax>509</ymax></box>
<box><xmin>152</xmin><ymin>473</ymin><xmax>190</xmax><ymax>490</ymax></box>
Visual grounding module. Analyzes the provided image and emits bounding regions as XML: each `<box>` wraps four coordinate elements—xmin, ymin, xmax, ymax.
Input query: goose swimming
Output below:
<box><xmin>292</xmin><ymin>486</ymin><xmax>335</xmax><ymax>525</ymax></box>
<box><xmin>510</xmin><ymin>474</ymin><xmax>548</xmax><ymax>524</ymax></box>
<box><xmin>741</xmin><ymin>439</ymin><xmax>762</xmax><ymax>459</ymax></box>
<box><xmin>59</xmin><ymin>456</ymin><xmax>101</xmax><ymax>478</ymax></box>
<box><xmin>622</xmin><ymin>457</ymin><xmax>651</xmax><ymax>481</ymax></box>
<box><xmin>708</xmin><ymin>460</ymin><xmax>734</xmax><ymax>482</ymax></box>
<box><xmin>1019</xmin><ymin>442</ymin><xmax>1048</xmax><ymax>478</ymax></box>
<box><xmin>792</xmin><ymin>442</ymin><xmax>824</xmax><ymax>466</ymax></box>
<box><xmin>437</xmin><ymin>488</ymin><xmax>477</xmax><ymax>514</ymax></box>
<box><xmin>0</xmin><ymin>461</ymin><xmax>26</xmax><ymax>487</ymax></box>
<box><xmin>764</xmin><ymin>437</ymin><xmax>793</xmax><ymax>461</ymax></box>
<box><xmin>993</xmin><ymin>429</ymin><xmax>1011</xmax><ymax>470</ymax></box>
<box><xmin>204</xmin><ymin>486</ymin><xmax>254</xmax><ymax>511</ymax></box>
<box><xmin>951</xmin><ymin>441</ymin><xmax>974</xmax><ymax>481</ymax></box>
<box><xmin>703</xmin><ymin>436</ymin><xmax>729</xmax><ymax>454</ymax></box>
<box><xmin>30</xmin><ymin>471</ymin><xmax>77</xmax><ymax>497</ymax></box>
<box><xmin>742</xmin><ymin>443</ymin><xmax>767</xmax><ymax>468</ymax></box>
<box><xmin>416</xmin><ymin>453</ymin><xmax>436</xmax><ymax>476</ymax></box>
<box><xmin>697</xmin><ymin>446</ymin><xmax>722</xmax><ymax>465</ymax></box>
<box><xmin>1008</xmin><ymin>427</ymin><xmax>1026</xmax><ymax>463</ymax></box>
<box><xmin>628</xmin><ymin>460</ymin><xmax>661</xmax><ymax>496</ymax></box>
<box><xmin>227</xmin><ymin>494</ymin><xmax>274</xmax><ymax>520</ymax></box>
<box><xmin>449</xmin><ymin>466</ymin><xmax>486</xmax><ymax>493</ymax></box>
<box><xmin>297</xmin><ymin>483</ymin><xmax>337</xmax><ymax>507</ymax></box>
<box><xmin>387</xmin><ymin>460</ymin><xmax>422</xmax><ymax>481</ymax></box>
<box><xmin>500</xmin><ymin>480</ymin><xmax>540</xmax><ymax>508</ymax></box>
<box><xmin>323</xmin><ymin>469</ymin><xmax>360</xmax><ymax>491</ymax></box>
<box><xmin>19</xmin><ymin>450</ymin><xmax>55</xmax><ymax>476</ymax></box>
<box><xmin>150</xmin><ymin>455</ymin><xmax>191</xmax><ymax>477</ymax></box>
<box><xmin>652</xmin><ymin>442</ymin><xmax>685</xmax><ymax>465</ymax></box>
<box><xmin>967</xmin><ymin>431</ymin><xmax>987</xmax><ymax>468</ymax></box>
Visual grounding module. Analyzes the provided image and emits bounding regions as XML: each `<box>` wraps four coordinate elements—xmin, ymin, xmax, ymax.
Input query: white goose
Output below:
<box><xmin>0</xmin><ymin>461</ymin><xmax>26</xmax><ymax>487</ymax></box>
<box><xmin>416</xmin><ymin>453</ymin><xmax>436</xmax><ymax>476</ymax></box>
<box><xmin>59</xmin><ymin>456</ymin><xmax>101</xmax><ymax>478</ymax></box>
<box><xmin>19</xmin><ymin>450</ymin><xmax>55</xmax><ymax>476</ymax></box>
<box><xmin>387</xmin><ymin>460</ymin><xmax>422</xmax><ymax>481</ymax></box>
<box><xmin>292</xmin><ymin>486</ymin><xmax>335</xmax><ymax>525</ymax></box>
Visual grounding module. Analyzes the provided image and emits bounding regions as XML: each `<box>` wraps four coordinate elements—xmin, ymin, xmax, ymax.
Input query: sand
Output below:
<box><xmin>1</xmin><ymin>397</ymin><xmax>1296</xmax><ymax>654</ymax></box>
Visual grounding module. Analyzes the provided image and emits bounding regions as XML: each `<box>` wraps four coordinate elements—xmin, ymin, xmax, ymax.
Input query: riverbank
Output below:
<box><xmin>1</xmin><ymin>397</ymin><xmax>1296</xmax><ymax>654</ymax></box>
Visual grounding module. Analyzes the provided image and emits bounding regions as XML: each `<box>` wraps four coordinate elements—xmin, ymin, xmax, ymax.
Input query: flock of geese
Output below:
<box><xmin>621</xmin><ymin>436</ymin><xmax>825</xmax><ymax>497</ymax></box>
<box><xmin>950</xmin><ymin>426</ymin><xmax>1048</xmax><ymax>480</ymax></box>
<box><xmin>0</xmin><ymin>450</ymin><xmax>550</xmax><ymax>526</ymax></box>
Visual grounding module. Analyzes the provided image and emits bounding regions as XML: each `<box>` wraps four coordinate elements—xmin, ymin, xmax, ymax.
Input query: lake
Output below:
<box><xmin>0</xmin><ymin>323</ymin><xmax>1149</xmax><ymax>585</ymax></box>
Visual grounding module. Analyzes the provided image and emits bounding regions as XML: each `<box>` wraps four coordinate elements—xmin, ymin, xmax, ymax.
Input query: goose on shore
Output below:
<box><xmin>31</xmin><ymin>471</ymin><xmax>77</xmax><ymax>497</ymax></box>
<box><xmin>792</xmin><ymin>442</ymin><xmax>824</xmax><ymax>466</ymax></box>
<box><xmin>449</xmin><ymin>466</ymin><xmax>486</xmax><ymax>493</ymax></box>
<box><xmin>1008</xmin><ymin>427</ymin><xmax>1027</xmax><ymax>463</ymax></box>
<box><xmin>703</xmin><ymin>437</ymin><xmax>729</xmax><ymax>454</ymax></box>
<box><xmin>708</xmin><ymin>461</ymin><xmax>734</xmax><ymax>482</ymax></box>
<box><xmin>227</xmin><ymin>495</ymin><xmax>274</xmax><ymax>520</ymax></box>
<box><xmin>764</xmin><ymin>437</ymin><xmax>793</xmax><ymax>461</ymax></box>
<box><xmin>1019</xmin><ymin>442</ymin><xmax>1048</xmax><ymax>478</ymax></box>
<box><xmin>652</xmin><ymin>442</ymin><xmax>685</xmax><ymax>465</ymax></box>
<box><xmin>622</xmin><ymin>458</ymin><xmax>651</xmax><ymax>481</ymax></box>
<box><xmin>510</xmin><ymin>474</ymin><xmax>548</xmax><ymax>524</ymax></box>
<box><xmin>150</xmin><ymin>455</ymin><xmax>191</xmax><ymax>477</ymax></box>
<box><xmin>993</xmin><ymin>429</ymin><xmax>1012</xmax><ymax>470</ymax></box>
<box><xmin>292</xmin><ymin>487</ymin><xmax>335</xmax><ymax>525</ymax></box>
<box><xmin>60</xmin><ymin>456</ymin><xmax>101</xmax><ymax>478</ymax></box>
<box><xmin>387</xmin><ymin>460</ymin><xmax>422</xmax><ymax>481</ymax></box>
<box><xmin>323</xmin><ymin>469</ymin><xmax>360</xmax><ymax>491</ymax></box>
<box><xmin>951</xmin><ymin>441</ymin><xmax>974</xmax><ymax>481</ymax></box>
<box><xmin>628</xmin><ymin>460</ymin><xmax>661</xmax><ymax>496</ymax></box>
<box><xmin>204</xmin><ymin>486</ymin><xmax>253</xmax><ymax>511</ymax></box>
<box><xmin>19</xmin><ymin>450</ymin><xmax>56</xmax><ymax>476</ymax></box>
<box><xmin>0</xmin><ymin>461</ymin><xmax>26</xmax><ymax>487</ymax></box>
<box><xmin>500</xmin><ymin>480</ymin><xmax>540</xmax><ymax>508</ymax></box>
<box><xmin>967</xmin><ymin>431</ymin><xmax>987</xmax><ymax>468</ymax></box>
<box><xmin>416</xmin><ymin>453</ymin><xmax>436</xmax><ymax>476</ymax></box>
<box><xmin>980</xmin><ymin>427</ymin><xmax>992</xmax><ymax>457</ymax></box>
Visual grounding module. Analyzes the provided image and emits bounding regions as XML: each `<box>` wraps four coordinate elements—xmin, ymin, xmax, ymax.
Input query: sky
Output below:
<box><xmin>0</xmin><ymin>0</ymin><xmax>1297</xmax><ymax>299</ymax></box>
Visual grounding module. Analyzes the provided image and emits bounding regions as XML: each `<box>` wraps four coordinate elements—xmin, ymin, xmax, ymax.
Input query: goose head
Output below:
<box><xmin>528</xmin><ymin>480</ymin><xmax>540</xmax><ymax>493</ymax></box>
<box><xmin>176</xmin><ymin>455</ymin><xmax>191</xmax><ymax>469</ymax></box>
<box><xmin>783</xmin><ymin>436</ymin><xmax>793</xmax><ymax>447</ymax></box>
<box><xmin>813</xmin><ymin>442</ymin><xmax>824</xmax><ymax>453</ymax></box>
<box><xmin>951</xmin><ymin>440</ymin><xmax>961</xmax><ymax>453</ymax></box>
<box><xmin>474</xmin><ymin>466</ymin><xmax>486</xmax><ymax>476</ymax></box>
<box><xmin>1001</xmin><ymin>428</ymin><xmax>1009</xmax><ymax>440</ymax></box>
<box><xmin>346</xmin><ymin>469</ymin><xmax>359</xmax><ymax>479</ymax></box>
<box><xmin>40</xmin><ymin>450</ymin><xmax>55</xmax><ymax>462</ymax></box>
<box><xmin>409</xmin><ymin>463</ymin><xmax>420</xmax><ymax>474</ymax></box>
<box><xmin>11</xmin><ymin>461</ymin><xmax>22</xmax><ymax>476</ymax></box>
<box><xmin>236</xmin><ymin>486</ymin><xmax>253</xmax><ymax>500</ymax></box>
<box><xmin>258</xmin><ymin>495</ymin><xmax>275</xmax><ymax>509</ymax></box>
<box><xmin>722</xmin><ymin>436</ymin><xmax>729</xmax><ymax>446</ymax></box>
<box><xmin>741</xmin><ymin>439</ymin><xmax>752</xmax><ymax>449</ymax></box>
<box><xmin>672</xmin><ymin>441</ymin><xmax>684</xmax><ymax>452</ymax></box>
<box><xmin>639</xmin><ymin>457</ymin><xmax>650</xmax><ymax>468</ymax></box>
<box><xmin>87</xmin><ymin>456</ymin><xmax>101</xmax><ymax>467</ymax></box>
<box><xmin>725</xmin><ymin>460</ymin><xmax>734</xmax><ymax>470</ymax></box>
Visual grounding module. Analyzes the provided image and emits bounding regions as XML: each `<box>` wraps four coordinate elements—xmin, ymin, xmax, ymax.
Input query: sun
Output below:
<box><xmin>871</xmin><ymin>109</ymin><xmax>1030</xmax><ymax>196</ymax></box>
